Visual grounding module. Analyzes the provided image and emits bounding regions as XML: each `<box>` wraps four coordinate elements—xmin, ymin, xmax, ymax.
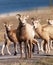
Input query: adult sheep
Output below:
<box><xmin>32</xmin><ymin>19</ymin><xmax>51</xmax><ymax>53</ymax></box>
<box><xmin>16</xmin><ymin>14</ymin><xmax>40</xmax><ymax>58</ymax></box>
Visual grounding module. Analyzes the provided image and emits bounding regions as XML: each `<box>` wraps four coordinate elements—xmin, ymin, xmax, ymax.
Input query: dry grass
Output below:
<box><xmin>0</xmin><ymin>57</ymin><xmax>53</xmax><ymax>65</ymax></box>
<box><xmin>0</xmin><ymin>6</ymin><xmax>53</xmax><ymax>42</ymax></box>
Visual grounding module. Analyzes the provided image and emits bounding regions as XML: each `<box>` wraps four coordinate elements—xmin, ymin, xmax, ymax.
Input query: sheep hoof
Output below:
<box><xmin>32</xmin><ymin>49</ymin><xmax>35</xmax><ymax>53</ymax></box>
<box><xmin>2</xmin><ymin>53</ymin><xmax>4</xmax><ymax>56</ymax></box>
<box><xmin>37</xmin><ymin>51</ymin><xmax>39</xmax><ymax>54</ymax></box>
<box><xmin>1</xmin><ymin>52</ymin><xmax>4</xmax><ymax>56</ymax></box>
<box><xmin>9</xmin><ymin>53</ymin><xmax>11</xmax><ymax>55</ymax></box>
<box><xmin>14</xmin><ymin>51</ymin><xmax>17</xmax><ymax>56</ymax></box>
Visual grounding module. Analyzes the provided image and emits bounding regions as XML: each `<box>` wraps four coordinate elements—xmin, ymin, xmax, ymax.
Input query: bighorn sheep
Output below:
<box><xmin>3</xmin><ymin>22</ymin><xmax>18</xmax><ymax>55</ymax></box>
<box><xmin>32</xmin><ymin>18</ymin><xmax>53</xmax><ymax>53</ymax></box>
<box><xmin>16</xmin><ymin>14</ymin><xmax>40</xmax><ymax>58</ymax></box>
<box><xmin>32</xmin><ymin>19</ymin><xmax>51</xmax><ymax>53</ymax></box>
<box><xmin>47</xmin><ymin>19</ymin><xmax>53</xmax><ymax>25</ymax></box>
<box><xmin>43</xmin><ymin>21</ymin><xmax>53</xmax><ymax>50</ymax></box>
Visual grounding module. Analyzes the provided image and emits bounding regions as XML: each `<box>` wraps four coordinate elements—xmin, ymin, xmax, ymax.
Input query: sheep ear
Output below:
<box><xmin>38</xmin><ymin>19</ymin><xmax>40</xmax><ymax>22</ymax></box>
<box><xmin>46</xmin><ymin>19</ymin><xmax>50</xmax><ymax>22</ymax></box>
<box><xmin>3</xmin><ymin>23</ymin><xmax>5</xmax><ymax>26</ymax></box>
<box><xmin>26</xmin><ymin>15</ymin><xmax>29</xmax><ymax>19</ymax></box>
<box><xmin>9</xmin><ymin>24</ymin><xmax>13</xmax><ymax>27</ymax></box>
<box><xmin>3</xmin><ymin>22</ymin><xmax>7</xmax><ymax>26</ymax></box>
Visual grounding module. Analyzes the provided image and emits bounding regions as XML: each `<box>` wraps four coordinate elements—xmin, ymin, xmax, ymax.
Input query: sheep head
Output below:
<box><xmin>4</xmin><ymin>22</ymin><xmax>13</xmax><ymax>31</ymax></box>
<box><xmin>32</xmin><ymin>19</ymin><xmax>40</xmax><ymax>29</ymax></box>
<box><xmin>21</xmin><ymin>15</ymin><xmax>29</xmax><ymax>26</ymax></box>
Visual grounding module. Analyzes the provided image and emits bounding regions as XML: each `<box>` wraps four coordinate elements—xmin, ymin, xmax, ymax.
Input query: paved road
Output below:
<box><xmin>0</xmin><ymin>41</ymin><xmax>53</xmax><ymax>60</ymax></box>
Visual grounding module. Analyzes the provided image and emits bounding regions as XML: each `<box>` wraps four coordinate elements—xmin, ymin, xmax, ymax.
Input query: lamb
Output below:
<box><xmin>16</xmin><ymin>14</ymin><xmax>40</xmax><ymax>58</ymax></box>
<box><xmin>3</xmin><ymin>22</ymin><xmax>18</xmax><ymax>55</ymax></box>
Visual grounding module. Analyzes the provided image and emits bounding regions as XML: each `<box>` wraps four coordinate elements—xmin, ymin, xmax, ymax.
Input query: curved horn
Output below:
<box><xmin>16</xmin><ymin>14</ymin><xmax>21</xmax><ymax>19</ymax></box>
<box><xmin>9</xmin><ymin>24</ymin><xmax>13</xmax><ymax>27</ymax></box>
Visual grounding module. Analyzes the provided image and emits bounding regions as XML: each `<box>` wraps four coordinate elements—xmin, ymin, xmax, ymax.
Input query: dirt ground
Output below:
<box><xmin>0</xmin><ymin>56</ymin><xmax>53</xmax><ymax>65</ymax></box>
<box><xmin>0</xmin><ymin>42</ymin><xmax>52</xmax><ymax>65</ymax></box>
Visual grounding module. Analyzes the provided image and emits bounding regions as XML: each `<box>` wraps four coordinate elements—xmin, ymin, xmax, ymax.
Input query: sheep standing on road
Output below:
<box><xmin>3</xmin><ymin>22</ymin><xmax>18</xmax><ymax>55</ymax></box>
<box><xmin>32</xmin><ymin>19</ymin><xmax>50</xmax><ymax>53</ymax></box>
<box><xmin>16</xmin><ymin>14</ymin><xmax>40</xmax><ymax>58</ymax></box>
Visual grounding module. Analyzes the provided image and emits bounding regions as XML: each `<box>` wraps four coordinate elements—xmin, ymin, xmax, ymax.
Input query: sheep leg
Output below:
<box><xmin>22</xmin><ymin>48</ymin><xmax>24</xmax><ymax>54</ymax></box>
<box><xmin>47</xmin><ymin>40</ymin><xmax>50</xmax><ymax>53</ymax></box>
<box><xmin>1</xmin><ymin>44</ymin><xmax>5</xmax><ymax>55</ymax></box>
<box><xmin>43</xmin><ymin>41</ymin><xmax>48</xmax><ymax>54</ymax></box>
<box><xmin>45</xmin><ymin>40</ymin><xmax>50</xmax><ymax>54</ymax></box>
<box><xmin>32</xmin><ymin>44</ymin><xmax>35</xmax><ymax>53</ymax></box>
<box><xmin>19</xmin><ymin>41</ymin><xmax>23</xmax><ymax>58</ymax></box>
<box><xmin>29</xmin><ymin>40</ymin><xmax>32</xmax><ymax>58</ymax></box>
<box><xmin>6</xmin><ymin>40</ymin><xmax>11</xmax><ymax>55</ymax></box>
<box><xmin>30</xmin><ymin>43</ymin><xmax>32</xmax><ymax>58</ymax></box>
<box><xmin>24</xmin><ymin>41</ymin><xmax>28</xmax><ymax>58</ymax></box>
<box><xmin>20</xmin><ymin>42</ymin><xmax>22</xmax><ymax>58</ymax></box>
<box><xmin>33</xmin><ymin>39</ymin><xmax>40</xmax><ymax>54</ymax></box>
<box><xmin>15</xmin><ymin>44</ymin><xmax>18</xmax><ymax>53</ymax></box>
<box><xmin>27</xmin><ymin>41</ymin><xmax>30</xmax><ymax>58</ymax></box>
<box><xmin>6</xmin><ymin>45</ymin><xmax>11</xmax><ymax>55</ymax></box>
<box><xmin>35</xmin><ymin>40</ymin><xmax>40</xmax><ymax>54</ymax></box>
<box><xmin>41</xmin><ymin>40</ymin><xmax>44</xmax><ymax>52</ymax></box>
<box><xmin>50</xmin><ymin>40</ymin><xmax>53</xmax><ymax>49</ymax></box>
<box><xmin>27</xmin><ymin>43</ymin><xmax>30</xmax><ymax>58</ymax></box>
<box><xmin>1</xmin><ymin>35</ymin><xmax>7</xmax><ymax>55</ymax></box>
<box><xmin>2</xmin><ymin>34</ymin><xmax>11</xmax><ymax>55</ymax></box>
<box><xmin>45</xmin><ymin>43</ymin><xmax>48</xmax><ymax>53</ymax></box>
<box><xmin>14</xmin><ymin>43</ymin><xmax>17</xmax><ymax>55</ymax></box>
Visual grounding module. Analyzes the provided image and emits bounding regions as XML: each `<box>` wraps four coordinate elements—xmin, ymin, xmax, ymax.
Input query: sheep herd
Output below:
<box><xmin>1</xmin><ymin>14</ymin><xmax>53</xmax><ymax>58</ymax></box>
